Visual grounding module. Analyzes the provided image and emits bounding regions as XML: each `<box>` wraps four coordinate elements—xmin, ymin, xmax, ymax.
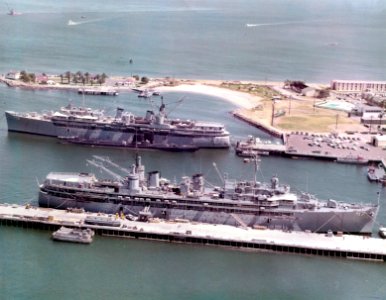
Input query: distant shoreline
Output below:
<box><xmin>0</xmin><ymin>75</ymin><xmax>270</xmax><ymax>109</ymax></box>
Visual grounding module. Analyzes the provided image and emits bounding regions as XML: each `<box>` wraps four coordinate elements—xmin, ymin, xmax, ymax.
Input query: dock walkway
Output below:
<box><xmin>1</xmin><ymin>204</ymin><xmax>386</xmax><ymax>262</ymax></box>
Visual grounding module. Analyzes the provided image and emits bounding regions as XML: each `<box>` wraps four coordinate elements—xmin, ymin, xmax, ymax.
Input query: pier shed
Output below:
<box><xmin>372</xmin><ymin>135</ymin><xmax>386</xmax><ymax>148</ymax></box>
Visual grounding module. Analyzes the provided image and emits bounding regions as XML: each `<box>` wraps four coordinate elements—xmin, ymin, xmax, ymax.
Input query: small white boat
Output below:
<box><xmin>379</xmin><ymin>227</ymin><xmax>386</xmax><ymax>239</ymax></box>
<box><xmin>138</xmin><ymin>90</ymin><xmax>152</xmax><ymax>98</ymax></box>
<box><xmin>52</xmin><ymin>226</ymin><xmax>94</xmax><ymax>244</ymax></box>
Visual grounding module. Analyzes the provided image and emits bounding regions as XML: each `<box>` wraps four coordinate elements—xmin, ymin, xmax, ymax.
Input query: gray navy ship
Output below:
<box><xmin>38</xmin><ymin>155</ymin><xmax>379</xmax><ymax>234</ymax></box>
<box><xmin>5</xmin><ymin>102</ymin><xmax>230</xmax><ymax>150</ymax></box>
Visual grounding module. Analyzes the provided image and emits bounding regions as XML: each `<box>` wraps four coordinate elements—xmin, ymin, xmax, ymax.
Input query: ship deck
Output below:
<box><xmin>1</xmin><ymin>203</ymin><xmax>386</xmax><ymax>262</ymax></box>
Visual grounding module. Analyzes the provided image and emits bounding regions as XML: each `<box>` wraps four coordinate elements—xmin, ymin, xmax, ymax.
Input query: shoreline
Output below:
<box><xmin>0</xmin><ymin>75</ymin><xmax>371</xmax><ymax>136</ymax></box>
<box><xmin>0</xmin><ymin>76</ymin><xmax>264</xmax><ymax>110</ymax></box>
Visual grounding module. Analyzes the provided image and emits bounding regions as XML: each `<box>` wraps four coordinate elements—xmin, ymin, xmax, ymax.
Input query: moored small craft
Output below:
<box><xmin>379</xmin><ymin>227</ymin><xmax>386</xmax><ymax>239</ymax></box>
<box><xmin>336</xmin><ymin>154</ymin><xmax>368</xmax><ymax>165</ymax></box>
<box><xmin>84</xmin><ymin>215</ymin><xmax>121</xmax><ymax>227</ymax></box>
<box><xmin>367</xmin><ymin>166</ymin><xmax>386</xmax><ymax>183</ymax></box>
<box><xmin>52</xmin><ymin>226</ymin><xmax>94</xmax><ymax>244</ymax></box>
<box><xmin>78</xmin><ymin>88</ymin><xmax>118</xmax><ymax>96</ymax></box>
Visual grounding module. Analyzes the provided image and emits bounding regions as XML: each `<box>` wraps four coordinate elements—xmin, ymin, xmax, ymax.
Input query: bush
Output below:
<box><xmin>141</xmin><ymin>76</ymin><xmax>149</xmax><ymax>84</ymax></box>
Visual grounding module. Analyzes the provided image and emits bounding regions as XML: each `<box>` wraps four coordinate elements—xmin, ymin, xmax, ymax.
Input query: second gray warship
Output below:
<box><xmin>5</xmin><ymin>102</ymin><xmax>230</xmax><ymax>150</ymax></box>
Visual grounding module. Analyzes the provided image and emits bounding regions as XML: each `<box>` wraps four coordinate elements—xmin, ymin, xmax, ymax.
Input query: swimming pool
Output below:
<box><xmin>315</xmin><ymin>100</ymin><xmax>355</xmax><ymax>112</ymax></box>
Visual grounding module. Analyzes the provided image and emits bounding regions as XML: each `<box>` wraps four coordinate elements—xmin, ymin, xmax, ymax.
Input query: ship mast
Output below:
<box><xmin>243</xmin><ymin>154</ymin><xmax>260</xmax><ymax>185</ymax></box>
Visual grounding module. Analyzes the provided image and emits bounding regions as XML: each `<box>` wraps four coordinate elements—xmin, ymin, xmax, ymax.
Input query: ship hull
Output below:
<box><xmin>5</xmin><ymin>111</ymin><xmax>230</xmax><ymax>149</ymax></box>
<box><xmin>38</xmin><ymin>191</ymin><xmax>377</xmax><ymax>234</ymax></box>
<box><xmin>5</xmin><ymin>111</ymin><xmax>62</xmax><ymax>137</ymax></box>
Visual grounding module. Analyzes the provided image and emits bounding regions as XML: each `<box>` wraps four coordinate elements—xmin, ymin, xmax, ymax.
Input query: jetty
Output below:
<box><xmin>232</xmin><ymin>111</ymin><xmax>283</xmax><ymax>138</ymax></box>
<box><xmin>1</xmin><ymin>203</ymin><xmax>386</xmax><ymax>262</ymax></box>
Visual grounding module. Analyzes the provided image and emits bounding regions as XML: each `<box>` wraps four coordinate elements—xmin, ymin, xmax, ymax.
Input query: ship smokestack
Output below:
<box><xmin>180</xmin><ymin>176</ymin><xmax>191</xmax><ymax>195</ymax></box>
<box><xmin>148</xmin><ymin>171</ymin><xmax>160</xmax><ymax>189</ymax></box>
<box><xmin>127</xmin><ymin>165</ymin><xmax>140</xmax><ymax>192</ymax></box>
<box><xmin>192</xmin><ymin>174</ymin><xmax>204</xmax><ymax>193</ymax></box>
<box><xmin>135</xmin><ymin>154</ymin><xmax>145</xmax><ymax>182</ymax></box>
<box><xmin>145</xmin><ymin>110</ymin><xmax>154</xmax><ymax>122</ymax></box>
<box><xmin>271</xmin><ymin>176</ymin><xmax>279</xmax><ymax>190</ymax></box>
<box><xmin>115</xmin><ymin>107</ymin><xmax>124</xmax><ymax>120</ymax></box>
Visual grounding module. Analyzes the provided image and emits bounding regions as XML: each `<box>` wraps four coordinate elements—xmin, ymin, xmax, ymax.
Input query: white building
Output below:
<box><xmin>5</xmin><ymin>71</ymin><xmax>20</xmax><ymax>80</ymax></box>
<box><xmin>371</xmin><ymin>135</ymin><xmax>386</xmax><ymax>147</ymax></box>
<box><xmin>331</xmin><ymin>80</ymin><xmax>386</xmax><ymax>93</ymax></box>
<box><xmin>361</xmin><ymin>107</ymin><xmax>385</xmax><ymax>125</ymax></box>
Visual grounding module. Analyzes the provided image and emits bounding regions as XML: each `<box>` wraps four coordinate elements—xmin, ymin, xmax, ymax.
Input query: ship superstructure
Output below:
<box><xmin>5</xmin><ymin>102</ymin><xmax>230</xmax><ymax>150</ymax></box>
<box><xmin>38</xmin><ymin>156</ymin><xmax>379</xmax><ymax>234</ymax></box>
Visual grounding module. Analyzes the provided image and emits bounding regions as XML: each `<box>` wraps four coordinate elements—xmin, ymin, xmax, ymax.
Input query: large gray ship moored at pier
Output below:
<box><xmin>38</xmin><ymin>155</ymin><xmax>379</xmax><ymax>235</ymax></box>
<box><xmin>5</xmin><ymin>102</ymin><xmax>230</xmax><ymax>150</ymax></box>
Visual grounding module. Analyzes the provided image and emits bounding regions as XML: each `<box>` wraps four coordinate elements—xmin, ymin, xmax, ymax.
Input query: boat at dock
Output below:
<box><xmin>5</xmin><ymin>101</ymin><xmax>230</xmax><ymax>150</ymax></box>
<box><xmin>367</xmin><ymin>165</ymin><xmax>386</xmax><ymax>183</ymax></box>
<box><xmin>132</xmin><ymin>88</ymin><xmax>160</xmax><ymax>97</ymax></box>
<box><xmin>84</xmin><ymin>215</ymin><xmax>121</xmax><ymax>227</ymax></box>
<box><xmin>235</xmin><ymin>135</ymin><xmax>284</xmax><ymax>157</ymax></box>
<box><xmin>379</xmin><ymin>227</ymin><xmax>386</xmax><ymax>239</ymax></box>
<box><xmin>38</xmin><ymin>155</ymin><xmax>379</xmax><ymax>235</ymax></box>
<box><xmin>336</xmin><ymin>154</ymin><xmax>369</xmax><ymax>165</ymax></box>
<box><xmin>78</xmin><ymin>88</ymin><xmax>118</xmax><ymax>96</ymax></box>
<box><xmin>137</xmin><ymin>90</ymin><xmax>152</xmax><ymax>98</ymax></box>
<box><xmin>52</xmin><ymin>226</ymin><xmax>94</xmax><ymax>244</ymax></box>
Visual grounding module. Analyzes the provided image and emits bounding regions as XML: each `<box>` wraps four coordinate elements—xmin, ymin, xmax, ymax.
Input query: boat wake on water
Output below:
<box><xmin>67</xmin><ymin>17</ymin><xmax>112</xmax><ymax>26</ymax></box>
<box><xmin>245</xmin><ymin>20</ymin><xmax>320</xmax><ymax>28</ymax></box>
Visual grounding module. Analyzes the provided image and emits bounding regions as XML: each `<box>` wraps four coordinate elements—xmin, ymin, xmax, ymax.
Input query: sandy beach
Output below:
<box><xmin>157</xmin><ymin>83</ymin><xmax>261</xmax><ymax>109</ymax></box>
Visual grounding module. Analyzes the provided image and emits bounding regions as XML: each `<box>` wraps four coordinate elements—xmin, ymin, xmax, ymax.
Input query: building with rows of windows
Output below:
<box><xmin>331</xmin><ymin>80</ymin><xmax>386</xmax><ymax>92</ymax></box>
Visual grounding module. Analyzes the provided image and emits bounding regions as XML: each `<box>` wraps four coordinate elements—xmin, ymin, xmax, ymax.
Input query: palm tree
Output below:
<box><xmin>75</xmin><ymin>71</ymin><xmax>83</xmax><ymax>84</ymax></box>
<box><xmin>29</xmin><ymin>73</ymin><xmax>36</xmax><ymax>83</ymax></box>
<box><xmin>101</xmin><ymin>73</ymin><xmax>108</xmax><ymax>84</ymax></box>
<box><xmin>84</xmin><ymin>72</ymin><xmax>90</xmax><ymax>85</ymax></box>
<box><xmin>65</xmin><ymin>71</ymin><xmax>71</xmax><ymax>84</ymax></box>
<box><xmin>94</xmin><ymin>74</ymin><xmax>100</xmax><ymax>85</ymax></box>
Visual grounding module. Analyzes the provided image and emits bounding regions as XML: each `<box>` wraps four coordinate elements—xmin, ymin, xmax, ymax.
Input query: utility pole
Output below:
<box><xmin>271</xmin><ymin>100</ymin><xmax>275</xmax><ymax>126</ymax></box>
<box><xmin>335</xmin><ymin>114</ymin><xmax>339</xmax><ymax>130</ymax></box>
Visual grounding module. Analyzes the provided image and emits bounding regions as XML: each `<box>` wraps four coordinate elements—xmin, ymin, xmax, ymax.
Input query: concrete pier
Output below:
<box><xmin>1</xmin><ymin>203</ymin><xmax>386</xmax><ymax>262</ymax></box>
<box><xmin>236</xmin><ymin>132</ymin><xmax>386</xmax><ymax>164</ymax></box>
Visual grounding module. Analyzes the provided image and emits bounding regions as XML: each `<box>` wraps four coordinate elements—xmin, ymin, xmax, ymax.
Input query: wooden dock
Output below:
<box><xmin>1</xmin><ymin>204</ymin><xmax>386</xmax><ymax>262</ymax></box>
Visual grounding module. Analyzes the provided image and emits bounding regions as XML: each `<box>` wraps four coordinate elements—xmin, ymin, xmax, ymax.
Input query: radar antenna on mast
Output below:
<box><xmin>92</xmin><ymin>155</ymin><xmax>131</xmax><ymax>174</ymax></box>
<box><xmin>86</xmin><ymin>159</ymin><xmax>124</xmax><ymax>182</ymax></box>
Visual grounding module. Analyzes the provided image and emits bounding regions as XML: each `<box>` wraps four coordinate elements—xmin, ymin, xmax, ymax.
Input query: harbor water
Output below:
<box><xmin>1</xmin><ymin>0</ymin><xmax>386</xmax><ymax>299</ymax></box>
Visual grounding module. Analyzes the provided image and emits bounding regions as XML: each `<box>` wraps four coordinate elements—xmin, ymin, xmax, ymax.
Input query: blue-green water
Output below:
<box><xmin>1</xmin><ymin>0</ymin><xmax>386</xmax><ymax>82</ymax></box>
<box><xmin>1</xmin><ymin>1</ymin><xmax>386</xmax><ymax>299</ymax></box>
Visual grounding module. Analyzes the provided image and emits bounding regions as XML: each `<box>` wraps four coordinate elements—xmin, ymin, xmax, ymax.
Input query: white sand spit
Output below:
<box><xmin>157</xmin><ymin>84</ymin><xmax>260</xmax><ymax>109</ymax></box>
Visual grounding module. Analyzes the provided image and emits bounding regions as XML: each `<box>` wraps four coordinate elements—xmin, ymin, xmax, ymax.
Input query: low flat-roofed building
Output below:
<box><xmin>371</xmin><ymin>135</ymin><xmax>386</xmax><ymax>147</ymax></box>
<box><xmin>331</xmin><ymin>80</ymin><xmax>386</xmax><ymax>92</ymax></box>
<box><xmin>5</xmin><ymin>71</ymin><xmax>20</xmax><ymax>80</ymax></box>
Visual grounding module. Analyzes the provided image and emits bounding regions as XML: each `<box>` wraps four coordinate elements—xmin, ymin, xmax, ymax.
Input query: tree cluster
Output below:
<box><xmin>59</xmin><ymin>71</ymin><xmax>109</xmax><ymax>85</ymax></box>
<box><xmin>19</xmin><ymin>70</ymin><xmax>36</xmax><ymax>83</ymax></box>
